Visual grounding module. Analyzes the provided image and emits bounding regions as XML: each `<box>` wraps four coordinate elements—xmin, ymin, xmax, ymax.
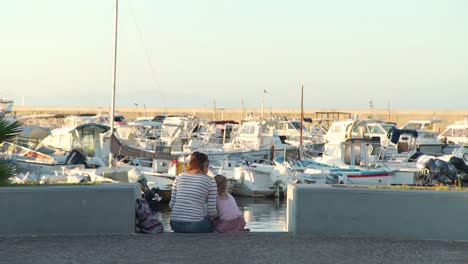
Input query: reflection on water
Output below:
<box><xmin>236</xmin><ymin>197</ymin><xmax>287</xmax><ymax>232</ymax></box>
<box><xmin>159</xmin><ymin>196</ymin><xmax>287</xmax><ymax>232</ymax></box>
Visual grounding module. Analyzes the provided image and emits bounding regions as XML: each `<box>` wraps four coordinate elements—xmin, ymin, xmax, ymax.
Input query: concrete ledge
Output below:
<box><xmin>2</xmin><ymin>233</ymin><xmax>468</xmax><ymax>264</ymax></box>
<box><xmin>287</xmin><ymin>184</ymin><xmax>468</xmax><ymax>241</ymax></box>
<box><xmin>0</xmin><ymin>183</ymin><xmax>140</xmax><ymax>235</ymax></box>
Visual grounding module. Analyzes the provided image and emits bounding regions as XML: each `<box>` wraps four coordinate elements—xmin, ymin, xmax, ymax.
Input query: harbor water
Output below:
<box><xmin>159</xmin><ymin>196</ymin><xmax>287</xmax><ymax>232</ymax></box>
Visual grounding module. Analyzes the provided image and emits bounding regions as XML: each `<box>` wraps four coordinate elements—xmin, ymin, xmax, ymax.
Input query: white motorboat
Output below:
<box><xmin>400</xmin><ymin>119</ymin><xmax>447</xmax><ymax>154</ymax></box>
<box><xmin>318</xmin><ymin>119</ymin><xmax>424</xmax><ymax>185</ymax></box>
<box><xmin>438</xmin><ymin>118</ymin><xmax>468</xmax><ymax>145</ymax></box>
<box><xmin>230</xmin><ymin>161</ymin><xmax>276</xmax><ymax>198</ymax></box>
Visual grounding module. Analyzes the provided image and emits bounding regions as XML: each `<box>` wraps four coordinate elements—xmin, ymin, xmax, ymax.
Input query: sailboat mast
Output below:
<box><xmin>240</xmin><ymin>97</ymin><xmax>244</xmax><ymax>121</ymax></box>
<box><xmin>261</xmin><ymin>92</ymin><xmax>265</xmax><ymax>119</ymax></box>
<box><xmin>109</xmin><ymin>0</ymin><xmax>119</xmax><ymax>165</ymax></box>
<box><xmin>300</xmin><ymin>83</ymin><xmax>304</xmax><ymax>147</ymax></box>
<box><xmin>213</xmin><ymin>99</ymin><xmax>216</xmax><ymax>120</ymax></box>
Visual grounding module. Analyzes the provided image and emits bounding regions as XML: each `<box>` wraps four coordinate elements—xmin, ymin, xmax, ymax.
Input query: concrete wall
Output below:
<box><xmin>0</xmin><ymin>183</ymin><xmax>140</xmax><ymax>236</ymax></box>
<box><xmin>287</xmin><ymin>184</ymin><xmax>468</xmax><ymax>241</ymax></box>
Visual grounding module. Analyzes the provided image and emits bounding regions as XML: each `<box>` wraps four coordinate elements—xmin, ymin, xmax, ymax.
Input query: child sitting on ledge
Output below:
<box><xmin>213</xmin><ymin>175</ymin><xmax>249</xmax><ymax>233</ymax></box>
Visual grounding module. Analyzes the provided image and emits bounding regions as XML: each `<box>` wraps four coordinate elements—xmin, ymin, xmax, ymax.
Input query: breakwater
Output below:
<box><xmin>10</xmin><ymin>106</ymin><xmax>468</xmax><ymax>131</ymax></box>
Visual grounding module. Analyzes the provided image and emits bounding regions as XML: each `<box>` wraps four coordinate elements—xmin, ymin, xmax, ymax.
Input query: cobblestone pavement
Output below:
<box><xmin>1</xmin><ymin>233</ymin><xmax>468</xmax><ymax>264</ymax></box>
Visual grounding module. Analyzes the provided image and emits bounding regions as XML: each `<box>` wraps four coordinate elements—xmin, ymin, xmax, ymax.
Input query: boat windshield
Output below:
<box><xmin>440</xmin><ymin>128</ymin><xmax>468</xmax><ymax>138</ymax></box>
<box><xmin>366</xmin><ymin>124</ymin><xmax>387</xmax><ymax>135</ymax></box>
<box><xmin>402</xmin><ymin>123</ymin><xmax>423</xmax><ymax>130</ymax></box>
<box><xmin>324</xmin><ymin>143</ymin><xmax>339</xmax><ymax>157</ymax></box>
<box><xmin>402</xmin><ymin>122</ymin><xmax>438</xmax><ymax>131</ymax></box>
<box><xmin>380</xmin><ymin>123</ymin><xmax>396</xmax><ymax>133</ymax></box>
<box><xmin>290</xmin><ymin>121</ymin><xmax>301</xmax><ymax>129</ymax></box>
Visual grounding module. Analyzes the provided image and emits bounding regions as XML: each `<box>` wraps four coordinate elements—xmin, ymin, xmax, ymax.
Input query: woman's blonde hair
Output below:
<box><xmin>214</xmin><ymin>175</ymin><xmax>228</xmax><ymax>197</ymax></box>
<box><xmin>186</xmin><ymin>151</ymin><xmax>209</xmax><ymax>173</ymax></box>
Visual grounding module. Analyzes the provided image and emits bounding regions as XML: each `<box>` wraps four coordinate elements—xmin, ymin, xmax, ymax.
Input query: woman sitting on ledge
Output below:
<box><xmin>169</xmin><ymin>151</ymin><xmax>217</xmax><ymax>233</ymax></box>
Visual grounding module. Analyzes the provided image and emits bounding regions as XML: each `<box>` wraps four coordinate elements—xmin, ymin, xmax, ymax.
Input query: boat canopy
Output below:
<box><xmin>387</xmin><ymin>128</ymin><xmax>419</xmax><ymax>144</ymax></box>
<box><xmin>75</xmin><ymin>123</ymin><xmax>110</xmax><ymax>133</ymax></box>
<box><xmin>110</xmin><ymin>134</ymin><xmax>172</xmax><ymax>160</ymax></box>
<box><xmin>209</xmin><ymin>120</ymin><xmax>238</xmax><ymax>125</ymax></box>
<box><xmin>19</xmin><ymin>126</ymin><xmax>50</xmax><ymax>140</ymax></box>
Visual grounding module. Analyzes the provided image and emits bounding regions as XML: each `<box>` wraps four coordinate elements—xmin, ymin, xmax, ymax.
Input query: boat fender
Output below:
<box><xmin>239</xmin><ymin>172</ymin><xmax>245</xmax><ymax>184</ymax></box>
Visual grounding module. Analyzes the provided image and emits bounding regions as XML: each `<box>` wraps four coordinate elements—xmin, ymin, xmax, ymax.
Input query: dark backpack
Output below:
<box><xmin>143</xmin><ymin>188</ymin><xmax>161</xmax><ymax>213</ymax></box>
<box><xmin>136</xmin><ymin>198</ymin><xmax>163</xmax><ymax>234</ymax></box>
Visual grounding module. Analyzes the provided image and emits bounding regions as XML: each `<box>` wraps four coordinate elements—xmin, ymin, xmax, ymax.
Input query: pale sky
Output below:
<box><xmin>1</xmin><ymin>0</ymin><xmax>467</xmax><ymax>110</ymax></box>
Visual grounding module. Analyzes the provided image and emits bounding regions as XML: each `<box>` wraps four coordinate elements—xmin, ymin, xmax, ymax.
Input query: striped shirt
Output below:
<box><xmin>169</xmin><ymin>173</ymin><xmax>217</xmax><ymax>222</ymax></box>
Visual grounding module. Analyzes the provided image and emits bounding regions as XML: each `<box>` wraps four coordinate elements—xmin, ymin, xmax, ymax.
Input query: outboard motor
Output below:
<box><xmin>416</xmin><ymin>155</ymin><xmax>436</xmax><ymax>185</ymax></box>
<box><xmin>449</xmin><ymin>156</ymin><xmax>468</xmax><ymax>186</ymax></box>
<box><xmin>432</xmin><ymin>159</ymin><xmax>457</xmax><ymax>184</ymax></box>
<box><xmin>416</xmin><ymin>155</ymin><xmax>435</xmax><ymax>170</ymax></box>
<box><xmin>416</xmin><ymin>155</ymin><xmax>457</xmax><ymax>185</ymax></box>
<box><xmin>449</xmin><ymin>156</ymin><xmax>468</xmax><ymax>173</ymax></box>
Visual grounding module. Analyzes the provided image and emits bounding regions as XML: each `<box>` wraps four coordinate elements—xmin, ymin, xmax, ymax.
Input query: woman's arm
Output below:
<box><xmin>206</xmin><ymin>180</ymin><xmax>217</xmax><ymax>217</ymax></box>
